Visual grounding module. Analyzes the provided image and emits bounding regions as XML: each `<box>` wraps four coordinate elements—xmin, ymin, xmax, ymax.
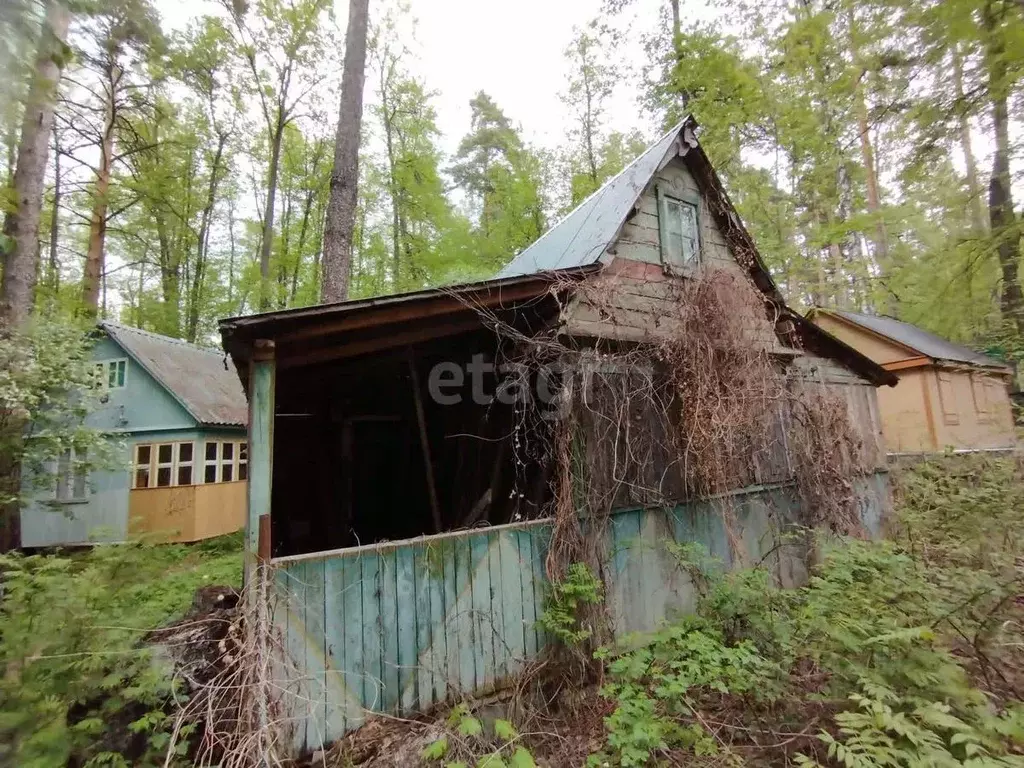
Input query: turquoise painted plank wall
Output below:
<box><xmin>271</xmin><ymin>471</ymin><xmax>890</xmax><ymax>755</ymax></box>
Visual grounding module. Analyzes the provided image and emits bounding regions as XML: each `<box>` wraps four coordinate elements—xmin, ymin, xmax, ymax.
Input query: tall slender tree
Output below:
<box><xmin>1</xmin><ymin>0</ymin><xmax>70</xmax><ymax>329</ymax></box>
<box><xmin>322</xmin><ymin>0</ymin><xmax>370</xmax><ymax>304</ymax></box>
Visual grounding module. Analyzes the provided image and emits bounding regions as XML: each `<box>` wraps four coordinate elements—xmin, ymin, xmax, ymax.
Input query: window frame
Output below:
<box><xmin>94</xmin><ymin>358</ymin><xmax>128</xmax><ymax>390</ymax></box>
<box><xmin>53</xmin><ymin>447</ymin><xmax>89</xmax><ymax>504</ymax></box>
<box><xmin>131</xmin><ymin>441</ymin><xmax>196</xmax><ymax>489</ymax></box>
<box><xmin>201</xmin><ymin>440</ymin><xmax>248</xmax><ymax>484</ymax></box>
<box><xmin>656</xmin><ymin>185</ymin><xmax>702</xmax><ymax>274</ymax></box>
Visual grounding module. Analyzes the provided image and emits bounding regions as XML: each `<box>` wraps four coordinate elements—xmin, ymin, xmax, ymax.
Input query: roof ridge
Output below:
<box><xmin>101</xmin><ymin>321</ymin><xmax>225</xmax><ymax>355</ymax></box>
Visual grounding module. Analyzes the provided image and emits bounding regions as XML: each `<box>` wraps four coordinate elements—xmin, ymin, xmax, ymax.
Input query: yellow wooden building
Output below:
<box><xmin>807</xmin><ymin>309</ymin><xmax>1016</xmax><ymax>454</ymax></box>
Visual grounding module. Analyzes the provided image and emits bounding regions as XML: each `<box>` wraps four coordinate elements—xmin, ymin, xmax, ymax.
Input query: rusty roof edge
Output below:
<box><xmin>219</xmin><ymin>267</ymin><xmax>596</xmax><ymax>339</ymax></box>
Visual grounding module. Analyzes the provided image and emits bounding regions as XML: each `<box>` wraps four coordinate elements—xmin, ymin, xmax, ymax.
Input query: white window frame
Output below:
<box><xmin>131</xmin><ymin>441</ymin><xmax>196</xmax><ymax>488</ymax></box>
<box><xmin>94</xmin><ymin>358</ymin><xmax>128</xmax><ymax>390</ymax></box>
<box><xmin>201</xmin><ymin>440</ymin><xmax>248</xmax><ymax>484</ymax></box>
<box><xmin>657</xmin><ymin>185</ymin><xmax>701</xmax><ymax>273</ymax></box>
<box><xmin>54</xmin><ymin>447</ymin><xmax>88</xmax><ymax>503</ymax></box>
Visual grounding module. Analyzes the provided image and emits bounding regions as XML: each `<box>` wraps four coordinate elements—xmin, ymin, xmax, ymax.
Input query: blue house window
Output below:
<box><xmin>94</xmin><ymin>358</ymin><xmax>127</xmax><ymax>390</ymax></box>
<box><xmin>54</xmin><ymin>448</ymin><xmax>88</xmax><ymax>503</ymax></box>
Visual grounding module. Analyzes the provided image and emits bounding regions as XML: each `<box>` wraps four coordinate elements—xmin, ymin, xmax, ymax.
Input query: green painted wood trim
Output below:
<box><xmin>245</xmin><ymin>342</ymin><xmax>275</xmax><ymax>581</ymax></box>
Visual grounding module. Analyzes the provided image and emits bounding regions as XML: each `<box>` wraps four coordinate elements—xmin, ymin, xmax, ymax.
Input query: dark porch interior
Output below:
<box><xmin>262</xmin><ymin>291</ymin><xmax>563</xmax><ymax>558</ymax></box>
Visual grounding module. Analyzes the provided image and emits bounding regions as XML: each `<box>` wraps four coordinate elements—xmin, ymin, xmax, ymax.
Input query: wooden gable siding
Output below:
<box><xmin>810</xmin><ymin>313</ymin><xmax>920</xmax><ymax>366</ymax></box>
<box><xmin>562</xmin><ymin>156</ymin><xmax>780</xmax><ymax>352</ymax></box>
<box><xmin>88</xmin><ymin>335</ymin><xmax>198</xmax><ymax>433</ymax></box>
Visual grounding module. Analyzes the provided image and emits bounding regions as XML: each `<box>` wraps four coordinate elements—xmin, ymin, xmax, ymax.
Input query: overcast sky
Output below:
<box><xmin>154</xmin><ymin>0</ymin><xmax>674</xmax><ymax>155</ymax></box>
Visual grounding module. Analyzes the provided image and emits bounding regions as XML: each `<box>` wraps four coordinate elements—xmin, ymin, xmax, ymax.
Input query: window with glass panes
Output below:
<box><xmin>94</xmin><ymin>358</ymin><xmax>127</xmax><ymax>390</ymax></box>
<box><xmin>54</xmin><ymin>448</ymin><xmax>88</xmax><ymax>502</ymax></box>
<box><xmin>656</xmin><ymin>185</ymin><xmax>701</xmax><ymax>273</ymax></box>
<box><xmin>202</xmin><ymin>440</ymin><xmax>248</xmax><ymax>483</ymax></box>
<box><xmin>131</xmin><ymin>441</ymin><xmax>196</xmax><ymax>488</ymax></box>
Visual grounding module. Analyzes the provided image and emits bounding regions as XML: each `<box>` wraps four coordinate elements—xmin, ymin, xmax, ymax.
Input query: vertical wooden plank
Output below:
<box><xmin>454</xmin><ymin>536</ymin><xmax>476</xmax><ymax>695</ymax></box>
<box><xmin>430</xmin><ymin>538</ymin><xmax>452</xmax><ymax>705</ymax></box>
<box><xmin>379</xmin><ymin>548</ymin><xmax>400</xmax><ymax>714</ymax></box>
<box><xmin>395</xmin><ymin>545</ymin><xmax>418</xmax><ymax>714</ymax></box>
<box><xmin>470</xmin><ymin>533</ymin><xmax>493</xmax><ymax>691</ymax></box>
<box><xmin>360</xmin><ymin>551</ymin><xmax>383</xmax><ymax>713</ymax></box>
<box><xmin>531</xmin><ymin>526</ymin><xmax>551</xmax><ymax>652</ymax></box>
<box><xmin>341</xmin><ymin>553</ymin><xmax>365</xmax><ymax>730</ymax></box>
<box><xmin>324</xmin><ymin>557</ymin><xmax>346</xmax><ymax>739</ymax></box>
<box><xmin>487</xmin><ymin>531</ymin><xmax>508</xmax><ymax>683</ymax></box>
<box><xmin>440</xmin><ymin>536</ymin><xmax>460</xmax><ymax>700</ymax></box>
<box><xmin>516</xmin><ymin>529</ymin><xmax>539</xmax><ymax>659</ymax></box>
<box><xmin>413</xmin><ymin>544</ymin><xmax>434</xmax><ymax>711</ymax></box>
<box><xmin>498</xmin><ymin>530</ymin><xmax>525</xmax><ymax>678</ymax></box>
<box><xmin>303</xmin><ymin>559</ymin><xmax>328</xmax><ymax>752</ymax></box>
<box><xmin>246</xmin><ymin>340</ymin><xmax>274</xmax><ymax>585</ymax></box>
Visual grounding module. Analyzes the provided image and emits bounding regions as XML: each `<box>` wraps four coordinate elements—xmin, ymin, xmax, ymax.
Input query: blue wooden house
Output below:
<box><xmin>20</xmin><ymin>322</ymin><xmax>249</xmax><ymax>547</ymax></box>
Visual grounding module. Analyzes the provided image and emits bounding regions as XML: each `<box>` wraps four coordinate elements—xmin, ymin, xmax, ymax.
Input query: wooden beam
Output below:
<box><xmin>407</xmin><ymin>348</ymin><xmax>443</xmax><ymax>533</ymax></box>
<box><xmin>245</xmin><ymin>339</ymin><xmax>275</xmax><ymax>584</ymax></box>
<box><xmin>883</xmin><ymin>356</ymin><xmax>931</xmax><ymax>372</ymax></box>
<box><xmin>276</xmin><ymin>314</ymin><xmax>486</xmax><ymax>370</ymax></box>
<box><xmin>277</xmin><ymin>281</ymin><xmax>552</xmax><ymax>344</ymax></box>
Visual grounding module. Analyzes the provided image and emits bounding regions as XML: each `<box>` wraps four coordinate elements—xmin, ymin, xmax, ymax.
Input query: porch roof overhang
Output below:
<box><xmin>219</xmin><ymin>267</ymin><xmax>597</xmax><ymax>383</ymax></box>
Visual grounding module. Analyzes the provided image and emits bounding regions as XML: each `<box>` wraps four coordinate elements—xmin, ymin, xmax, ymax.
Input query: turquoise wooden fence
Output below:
<box><xmin>271</xmin><ymin>471</ymin><xmax>890</xmax><ymax>754</ymax></box>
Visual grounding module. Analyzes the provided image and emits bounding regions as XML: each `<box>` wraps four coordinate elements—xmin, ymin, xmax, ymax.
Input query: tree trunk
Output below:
<box><xmin>47</xmin><ymin>119</ymin><xmax>61</xmax><ymax>298</ymax></box>
<box><xmin>983</xmin><ymin>0</ymin><xmax>1023</xmax><ymax>336</ymax></box>
<box><xmin>187</xmin><ymin>133</ymin><xmax>227</xmax><ymax>342</ymax></box>
<box><xmin>259</xmin><ymin>117</ymin><xmax>285</xmax><ymax>311</ymax></box>
<box><xmin>81</xmin><ymin>64</ymin><xmax>120</xmax><ymax>316</ymax></box>
<box><xmin>952</xmin><ymin>47</ymin><xmax>988</xmax><ymax>234</ymax></box>
<box><xmin>0</xmin><ymin>0</ymin><xmax>70</xmax><ymax>330</ymax></box>
<box><xmin>321</xmin><ymin>0</ymin><xmax>370</xmax><ymax>304</ymax></box>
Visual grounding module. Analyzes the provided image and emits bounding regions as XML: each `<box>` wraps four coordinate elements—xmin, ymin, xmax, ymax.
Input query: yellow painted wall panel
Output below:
<box><xmin>812</xmin><ymin>314</ymin><xmax>917</xmax><ymax>365</ymax></box>
<box><xmin>193</xmin><ymin>481</ymin><xmax>247</xmax><ymax>540</ymax></box>
<box><xmin>128</xmin><ymin>486</ymin><xmax>197</xmax><ymax>542</ymax></box>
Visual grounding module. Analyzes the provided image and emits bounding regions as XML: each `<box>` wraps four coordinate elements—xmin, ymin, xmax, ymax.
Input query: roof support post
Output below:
<box><xmin>407</xmin><ymin>347</ymin><xmax>443</xmax><ymax>533</ymax></box>
<box><xmin>246</xmin><ymin>339</ymin><xmax>276</xmax><ymax>585</ymax></box>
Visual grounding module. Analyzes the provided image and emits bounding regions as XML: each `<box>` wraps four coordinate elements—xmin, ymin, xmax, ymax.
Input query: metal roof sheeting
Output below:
<box><xmin>101</xmin><ymin>322</ymin><xmax>248</xmax><ymax>427</ymax></box>
<box><xmin>828</xmin><ymin>310</ymin><xmax>1009</xmax><ymax>369</ymax></box>
<box><xmin>496</xmin><ymin>122</ymin><xmax>686</xmax><ymax>278</ymax></box>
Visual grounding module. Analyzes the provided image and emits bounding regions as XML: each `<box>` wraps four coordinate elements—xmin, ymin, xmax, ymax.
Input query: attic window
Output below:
<box><xmin>94</xmin><ymin>358</ymin><xmax>127</xmax><ymax>390</ymax></box>
<box><xmin>657</xmin><ymin>186</ymin><xmax>700</xmax><ymax>272</ymax></box>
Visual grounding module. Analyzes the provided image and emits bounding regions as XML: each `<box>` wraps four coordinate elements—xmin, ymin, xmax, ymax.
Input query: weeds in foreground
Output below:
<box><xmin>586</xmin><ymin>456</ymin><xmax>1024</xmax><ymax>767</ymax></box>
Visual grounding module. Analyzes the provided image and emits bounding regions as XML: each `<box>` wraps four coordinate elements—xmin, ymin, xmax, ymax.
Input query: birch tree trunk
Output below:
<box><xmin>321</xmin><ymin>0</ymin><xmax>369</xmax><ymax>304</ymax></box>
<box><xmin>0</xmin><ymin>0</ymin><xmax>70</xmax><ymax>330</ymax></box>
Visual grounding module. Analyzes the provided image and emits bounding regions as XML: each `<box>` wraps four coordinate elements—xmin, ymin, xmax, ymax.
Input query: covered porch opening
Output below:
<box><xmin>220</xmin><ymin>275</ymin><xmax>583</xmax><ymax>560</ymax></box>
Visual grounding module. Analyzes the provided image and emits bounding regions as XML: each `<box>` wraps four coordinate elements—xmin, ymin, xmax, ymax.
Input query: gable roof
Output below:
<box><xmin>498</xmin><ymin>123</ymin><xmax>686</xmax><ymax>278</ymax></box>
<box><xmin>101</xmin><ymin>322</ymin><xmax>247</xmax><ymax>427</ymax></box>
<box><xmin>809</xmin><ymin>310</ymin><xmax>1010</xmax><ymax>371</ymax></box>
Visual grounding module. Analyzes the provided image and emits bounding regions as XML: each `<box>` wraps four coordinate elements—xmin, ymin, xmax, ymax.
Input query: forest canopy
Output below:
<box><xmin>0</xmin><ymin>0</ymin><xmax>1021</xmax><ymax>365</ymax></box>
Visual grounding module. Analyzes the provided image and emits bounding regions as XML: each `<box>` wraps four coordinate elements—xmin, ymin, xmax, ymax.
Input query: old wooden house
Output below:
<box><xmin>220</xmin><ymin>118</ymin><xmax>896</xmax><ymax>754</ymax></box>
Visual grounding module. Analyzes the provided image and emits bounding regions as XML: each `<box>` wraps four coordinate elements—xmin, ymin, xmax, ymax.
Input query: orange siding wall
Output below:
<box><xmin>128</xmin><ymin>480</ymin><xmax>246</xmax><ymax>542</ymax></box>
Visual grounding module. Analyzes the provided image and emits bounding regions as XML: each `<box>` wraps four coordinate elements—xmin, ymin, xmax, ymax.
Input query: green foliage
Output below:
<box><xmin>423</xmin><ymin>703</ymin><xmax>536</xmax><ymax>768</ymax></box>
<box><xmin>0</xmin><ymin>320</ymin><xmax>120</xmax><ymax>508</ymax></box>
<box><xmin>538</xmin><ymin>561</ymin><xmax>604</xmax><ymax>646</ymax></box>
<box><xmin>593</xmin><ymin>457</ymin><xmax>1024</xmax><ymax>766</ymax></box>
<box><xmin>0</xmin><ymin>535</ymin><xmax>242</xmax><ymax>766</ymax></box>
